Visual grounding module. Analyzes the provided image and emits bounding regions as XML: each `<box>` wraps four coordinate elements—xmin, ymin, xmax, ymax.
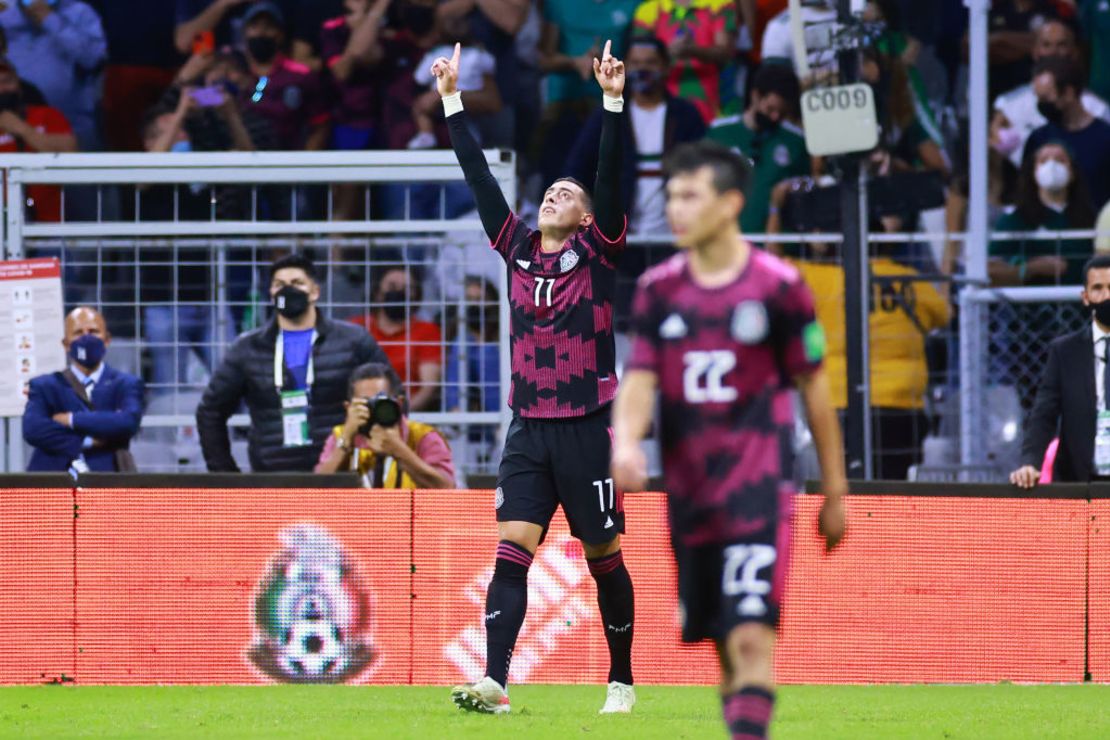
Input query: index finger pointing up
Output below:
<box><xmin>451</xmin><ymin>41</ymin><xmax>461</xmax><ymax>67</ymax></box>
<box><xmin>602</xmin><ymin>39</ymin><xmax>612</xmax><ymax>60</ymax></box>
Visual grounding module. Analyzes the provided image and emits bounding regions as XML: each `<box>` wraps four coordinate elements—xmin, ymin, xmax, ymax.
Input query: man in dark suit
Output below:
<box><xmin>23</xmin><ymin>306</ymin><xmax>145</xmax><ymax>472</ymax></box>
<box><xmin>1012</xmin><ymin>254</ymin><xmax>1110</xmax><ymax>487</ymax></box>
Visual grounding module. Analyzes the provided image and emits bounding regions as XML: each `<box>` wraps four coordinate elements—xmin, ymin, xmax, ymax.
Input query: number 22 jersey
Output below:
<box><xmin>627</xmin><ymin>248</ymin><xmax>826</xmax><ymax>546</ymax></box>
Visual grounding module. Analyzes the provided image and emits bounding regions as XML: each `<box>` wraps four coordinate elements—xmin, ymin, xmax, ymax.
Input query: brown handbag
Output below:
<box><xmin>60</xmin><ymin>369</ymin><xmax>138</xmax><ymax>473</ymax></box>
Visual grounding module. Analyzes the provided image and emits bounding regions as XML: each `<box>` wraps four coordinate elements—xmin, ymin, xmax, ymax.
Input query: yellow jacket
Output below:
<box><xmin>794</xmin><ymin>258</ymin><xmax>950</xmax><ymax>410</ymax></box>
<box><xmin>331</xmin><ymin>420</ymin><xmax>446</xmax><ymax>489</ymax></box>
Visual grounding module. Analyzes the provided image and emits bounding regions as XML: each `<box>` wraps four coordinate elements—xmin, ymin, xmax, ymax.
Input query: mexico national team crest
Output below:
<box><xmin>732</xmin><ymin>301</ymin><xmax>769</xmax><ymax>344</ymax></box>
<box><xmin>559</xmin><ymin>250</ymin><xmax>579</xmax><ymax>273</ymax></box>
<box><xmin>247</xmin><ymin>523</ymin><xmax>377</xmax><ymax>683</ymax></box>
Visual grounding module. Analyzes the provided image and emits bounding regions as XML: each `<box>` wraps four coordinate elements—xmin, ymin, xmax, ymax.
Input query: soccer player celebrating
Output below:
<box><xmin>432</xmin><ymin>42</ymin><xmax>637</xmax><ymax>714</ymax></box>
<box><xmin>610</xmin><ymin>140</ymin><xmax>847</xmax><ymax>739</ymax></box>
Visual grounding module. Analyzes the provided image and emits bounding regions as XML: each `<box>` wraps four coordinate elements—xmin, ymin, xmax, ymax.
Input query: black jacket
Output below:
<box><xmin>197</xmin><ymin>312</ymin><xmax>389</xmax><ymax>472</ymax></box>
<box><xmin>1022</xmin><ymin>325</ymin><xmax>1098</xmax><ymax>482</ymax></box>
<box><xmin>564</xmin><ymin>95</ymin><xmax>707</xmax><ymax>219</ymax></box>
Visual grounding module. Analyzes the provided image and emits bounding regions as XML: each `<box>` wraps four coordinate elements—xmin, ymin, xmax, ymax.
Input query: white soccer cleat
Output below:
<box><xmin>451</xmin><ymin>676</ymin><xmax>511</xmax><ymax>714</ymax></box>
<box><xmin>599</xmin><ymin>681</ymin><xmax>636</xmax><ymax>714</ymax></box>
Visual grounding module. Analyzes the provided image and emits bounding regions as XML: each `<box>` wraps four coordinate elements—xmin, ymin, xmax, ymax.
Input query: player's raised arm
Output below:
<box><xmin>796</xmin><ymin>369</ymin><xmax>847</xmax><ymax>551</ymax></box>
<box><xmin>611</xmin><ymin>369</ymin><xmax>657</xmax><ymax>493</ymax></box>
<box><xmin>592</xmin><ymin>39</ymin><xmax>626</xmax><ymax>243</ymax></box>
<box><xmin>434</xmin><ymin>42</ymin><xmax>511</xmax><ymax>242</ymax></box>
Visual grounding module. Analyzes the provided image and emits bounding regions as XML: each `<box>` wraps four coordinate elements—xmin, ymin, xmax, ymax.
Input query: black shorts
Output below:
<box><xmin>495</xmin><ymin>409</ymin><xmax>624</xmax><ymax>545</ymax></box>
<box><xmin>673</xmin><ymin>518</ymin><xmax>792</xmax><ymax>643</ymax></box>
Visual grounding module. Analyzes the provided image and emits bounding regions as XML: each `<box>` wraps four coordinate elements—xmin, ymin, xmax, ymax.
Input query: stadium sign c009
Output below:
<box><xmin>246</xmin><ymin>523</ymin><xmax>378</xmax><ymax>683</ymax></box>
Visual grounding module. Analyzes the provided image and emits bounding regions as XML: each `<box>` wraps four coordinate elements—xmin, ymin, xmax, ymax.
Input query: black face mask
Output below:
<box><xmin>0</xmin><ymin>91</ymin><xmax>22</xmax><ymax>113</ymax></box>
<box><xmin>399</xmin><ymin>3</ymin><xmax>436</xmax><ymax>36</ymax></box>
<box><xmin>1038</xmin><ymin>100</ymin><xmax>1064</xmax><ymax>126</ymax></box>
<box><xmin>753</xmin><ymin>111</ymin><xmax>779</xmax><ymax>132</ymax></box>
<box><xmin>1093</xmin><ymin>299</ymin><xmax>1110</xmax><ymax>327</ymax></box>
<box><xmin>247</xmin><ymin>35</ymin><xmax>279</xmax><ymax>64</ymax></box>
<box><xmin>628</xmin><ymin>69</ymin><xmax>663</xmax><ymax>96</ymax></box>
<box><xmin>382</xmin><ymin>289</ymin><xmax>408</xmax><ymax>322</ymax></box>
<box><xmin>274</xmin><ymin>285</ymin><xmax>310</xmax><ymax>319</ymax></box>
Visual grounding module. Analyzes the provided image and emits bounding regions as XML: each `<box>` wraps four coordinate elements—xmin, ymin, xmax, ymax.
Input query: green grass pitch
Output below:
<box><xmin>2</xmin><ymin>685</ymin><xmax>1109</xmax><ymax>738</ymax></box>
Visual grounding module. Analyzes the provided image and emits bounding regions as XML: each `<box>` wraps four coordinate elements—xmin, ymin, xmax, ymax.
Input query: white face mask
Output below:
<box><xmin>1035</xmin><ymin>159</ymin><xmax>1071</xmax><ymax>191</ymax></box>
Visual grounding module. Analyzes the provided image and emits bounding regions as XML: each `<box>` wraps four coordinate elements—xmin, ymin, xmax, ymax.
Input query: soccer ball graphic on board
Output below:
<box><xmin>247</xmin><ymin>523</ymin><xmax>377</xmax><ymax>683</ymax></box>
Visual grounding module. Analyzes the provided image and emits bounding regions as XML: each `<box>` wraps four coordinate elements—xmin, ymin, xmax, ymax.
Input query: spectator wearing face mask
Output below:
<box><xmin>23</xmin><ymin>307</ymin><xmax>144</xmax><ymax>473</ymax></box>
<box><xmin>238</xmin><ymin>2</ymin><xmax>330</xmax><ymax>150</ymax></box>
<box><xmin>705</xmin><ymin>62</ymin><xmax>810</xmax><ymax>234</ymax></box>
<box><xmin>350</xmin><ymin>265</ymin><xmax>443</xmax><ymax>413</ymax></box>
<box><xmin>1024</xmin><ymin>55</ymin><xmax>1110</xmax><ymax>210</ymax></box>
<box><xmin>565</xmin><ymin>35</ymin><xmax>705</xmax><ymax>237</ymax></box>
<box><xmin>992</xmin><ymin>19</ymin><xmax>1110</xmax><ymax>168</ymax></box>
<box><xmin>196</xmin><ymin>254</ymin><xmax>391</xmax><ymax>472</ymax></box>
<box><xmin>990</xmin><ymin>140</ymin><xmax>1096</xmax><ymax>287</ymax></box>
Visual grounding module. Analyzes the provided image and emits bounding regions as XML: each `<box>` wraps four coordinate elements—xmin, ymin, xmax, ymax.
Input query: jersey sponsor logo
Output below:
<box><xmin>559</xmin><ymin>250</ymin><xmax>579</xmax><ymax>273</ymax></box>
<box><xmin>516</xmin><ymin>259</ymin><xmax>532</xmax><ymax>270</ymax></box>
<box><xmin>803</xmin><ymin>321</ymin><xmax>827</xmax><ymax>363</ymax></box>
<box><xmin>660</xmin><ymin>313</ymin><xmax>688</xmax><ymax>339</ymax></box>
<box><xmin>485</xmin><ymin>610</ymin><xmax>501</xmax><ymax>622</ymax></box>
<box><xmin>731</xmin><ymin>301</ymin><xmax>769</xmax><ymax>345</ymax></box>
<box><xmin>494</xmin><ymin>487</ymin><xmax>504</xmax><ymax>509</ymax></box>
<box><xmin>604</xmin><ymin>516</ymin><xmax>615</xmax><ymax>529</ymax></box>
<box><xmin>247</xmin><ymin>523</ymin><xmax>377</xmax><ymax>684</ymax></box>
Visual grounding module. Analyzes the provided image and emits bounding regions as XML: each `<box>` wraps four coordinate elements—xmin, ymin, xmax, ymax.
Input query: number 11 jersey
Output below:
<box><xmin>493</xmin><ymin>212</ymin><xmax>627</xmax><ymax>419</ymax></box>
<box><xmin>627</xmin><ymin>247</ymin><xmax>826</xmax><ymax>547</ymax></box>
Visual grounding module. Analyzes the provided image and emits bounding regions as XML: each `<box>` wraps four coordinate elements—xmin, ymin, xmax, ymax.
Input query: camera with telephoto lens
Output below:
<box><xmin>358</xmin><ymin>392</ymin><xmax>401</xmax><ymax>434</ymax></box>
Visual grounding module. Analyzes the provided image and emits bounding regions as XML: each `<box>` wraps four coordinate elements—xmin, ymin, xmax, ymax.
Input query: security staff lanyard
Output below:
<box><xmin>275</xmin><ymin>330</ymin><xmax>317</xmax><ymax>448</ymax></box>
<box><xmin>1097</xmin><ymin>335</ymin><xmax>1110</xmax><ymax>475</ymax></box>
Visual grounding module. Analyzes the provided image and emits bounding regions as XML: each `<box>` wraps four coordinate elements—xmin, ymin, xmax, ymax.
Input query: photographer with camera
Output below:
<box><xmin>315</xmin><ymin>362</ymin><xmax>456</xmax><ymax>489</ymax></box>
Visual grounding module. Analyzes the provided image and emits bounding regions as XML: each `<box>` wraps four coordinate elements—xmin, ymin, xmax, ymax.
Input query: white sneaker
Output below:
<box><xmin>451</xmin><ymin>676</ymin><xmax>511</xmax><ymax>714</ymax></box>
<box><xmin>599</xmin><ymin>681</ymin><xmax>636</xmax><ymax>714</ymax></box>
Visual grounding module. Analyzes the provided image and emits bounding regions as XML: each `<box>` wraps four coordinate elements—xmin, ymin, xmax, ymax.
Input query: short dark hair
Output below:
<box><xmin>751</xmin><ymin>62</ymin><xmax>801</xmax><ymax>102</ymax></box>
<box><xmin>1033</xmin><ymin>54</ymin><xmax>1086</xmax><ymax>97</ymax></box>
<box><xmin>347</xmin><ymin>362</ymin><xmax>405</xmax><ymax>400</ymax></box>
<box><xmin>549</xmin><ymin>176</ymin><xmax>593</xmax><ymax>211</ymax></box>
<box><xmin>269</xmin><ymin>253</ymin><xmax>318</xmax><ymax>282</ymax></box>
<box><xmin>1083</xmin><ymin>255</ymin><xmax>1110</xmax><ymax>287</ymax></box>
<box><xmin>663</xmin><ymin>140</ymin><xmax>752</xmax><ymax>195</ymax></box>
<box><xmin>627</xmin><ymin>34</ymin><xmax>669</xmax><ymax>65</ymax></box>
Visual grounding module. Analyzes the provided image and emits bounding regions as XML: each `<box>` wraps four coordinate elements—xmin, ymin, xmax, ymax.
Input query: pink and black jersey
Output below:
<box><xmin>493</xmin><ymin>212</ymin><xmax>627</xmax><ymax>418</ymax></box>
<box><xmin>627</xmin><ymin>248</ymin><xmax>825</xmax><ymax>546</ymax></box>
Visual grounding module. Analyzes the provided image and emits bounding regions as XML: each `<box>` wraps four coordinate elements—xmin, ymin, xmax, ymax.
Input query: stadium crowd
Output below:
<box><xmin>8</xmin><ymin>0</ymin><xmax>1110</xmax><ymax>478</ymax></box>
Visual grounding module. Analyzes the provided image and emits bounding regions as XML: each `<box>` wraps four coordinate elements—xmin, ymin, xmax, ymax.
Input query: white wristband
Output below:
<box><xmin>442</xmin><ymin>91</ymin><xmax>464</xmax><ymax>117</ymax></box>
<box><xmin>603</xmin><ymin>95</ymin><xmax>624</xmax><ymax>113</ymax></box>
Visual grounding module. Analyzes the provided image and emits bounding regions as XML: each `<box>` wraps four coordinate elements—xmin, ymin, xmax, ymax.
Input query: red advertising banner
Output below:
<box><xmin>74</xmin><ymin>488</ymin><xmax>412</xmax><ymax>684</ymax></box>
<box><xmin>1089</xmin><ymin>501</ymin><xmax>1110</xmax><ymax>682</ymax></box>
<box><xmin>0</xmin><ymin>489</ymin><xmax>74</xmax><ymax>684</ymax></box>
<box><xmin>412</xmin><ymin>490</ymin><xmax>718</xmax><ymax>686</ymax></box>
<box><xmin>0</xmin><ymin>489</ymin><xmax>1096</xmax><ymax>685</ymax></box>
<box><xmin>778</xmin><ymin>496</ymin><xmax>1088</xmax><ymax>683</ymax></box>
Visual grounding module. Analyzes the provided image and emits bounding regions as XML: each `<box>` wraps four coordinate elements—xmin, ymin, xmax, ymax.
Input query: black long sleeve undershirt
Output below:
<box><xmin>447</xmin><ymin>102</ymin><xmax>624</xmax><ymax>243</ymax></box>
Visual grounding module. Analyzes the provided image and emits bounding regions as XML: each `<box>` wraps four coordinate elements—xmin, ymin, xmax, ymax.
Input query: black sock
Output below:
<box><xmin>587</xmin><ymin>550</ymin><xmax>634</xmax><ymax>685</ymax></box>
<box><xmin>722</xmin><ymin>686</ymin><xmax>775</xmax><ymax>739</ymax></box>
<box><xmin>484</xmin><ymin>540</ymin><xmax>532</xmax><ymax>688</ymax></box>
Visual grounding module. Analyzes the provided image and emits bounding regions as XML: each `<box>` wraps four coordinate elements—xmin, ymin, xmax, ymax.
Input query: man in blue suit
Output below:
<box><xmin>23</xmin><ymin>306</ymin><xmax>144</xmax><ymax>472</ymax></box>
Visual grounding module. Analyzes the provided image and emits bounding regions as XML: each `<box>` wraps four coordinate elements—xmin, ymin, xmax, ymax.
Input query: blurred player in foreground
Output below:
<box><xmin>611</xmin><ymin>140</ymin><xmax>847</xmax><ymax>739</ymax></box>
<box><xmin>432</xmin><ymin>42</ymin><xmax>638</xmax><ymax>714</ymax></box>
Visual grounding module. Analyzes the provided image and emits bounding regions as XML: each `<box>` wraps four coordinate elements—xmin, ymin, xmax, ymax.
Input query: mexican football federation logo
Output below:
<box><xmin>247</xmin><ymin>523</ymin><xmax>377</xmax><ymax>683</ymax></box>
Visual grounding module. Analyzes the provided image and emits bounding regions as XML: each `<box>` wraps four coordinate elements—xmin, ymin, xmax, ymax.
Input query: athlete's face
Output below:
<box><xmin>538</xmin><ymin>181</ymin><xmax>593</xmax><ymax>233</ymax></box>
<box><xmin>665</xmin><ymin>166</ymin><xmax>743</xmax><ymax>249</ymax></box>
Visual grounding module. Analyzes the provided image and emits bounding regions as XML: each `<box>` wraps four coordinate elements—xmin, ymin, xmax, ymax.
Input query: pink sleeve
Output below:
<box><xmin>416</xmin><ymin>430</ymin><xmax>457</xmax><ymax>487</ymax></box>
<box><xmin>315</xmin><ymin>433</ymin><xmax>339</xmax><ymax>472</ymax></box>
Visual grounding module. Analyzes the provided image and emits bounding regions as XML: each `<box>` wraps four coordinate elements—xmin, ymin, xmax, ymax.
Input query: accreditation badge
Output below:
<box><xmin>281</xmin><ymin>389</ymin><xmax>311</xmax><ymax>447</ymax></box>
